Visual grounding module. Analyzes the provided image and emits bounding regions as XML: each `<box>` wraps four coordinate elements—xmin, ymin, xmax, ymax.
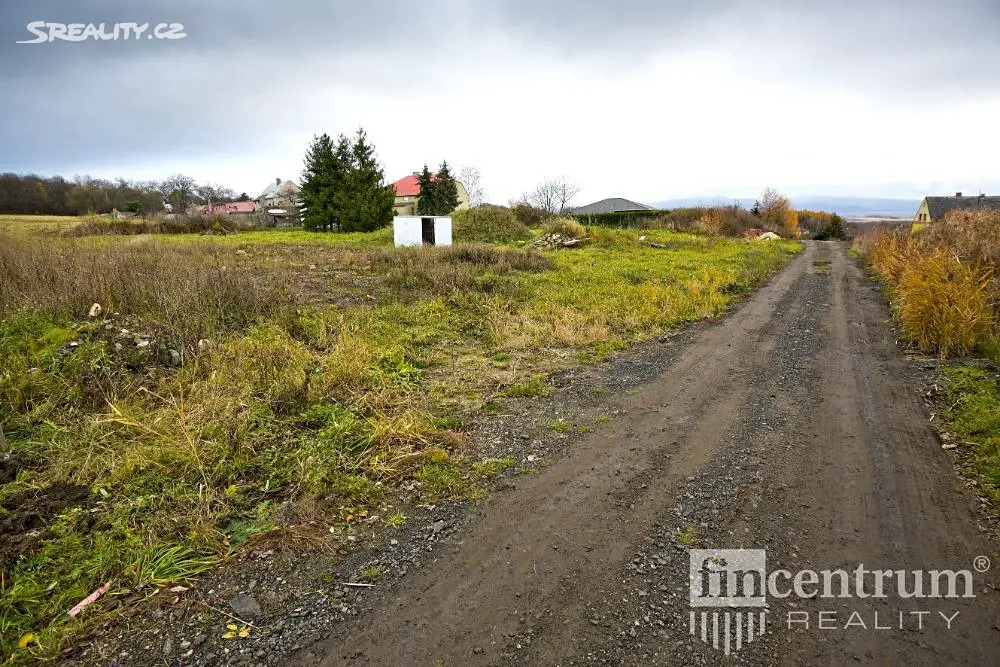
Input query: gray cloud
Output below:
<box><xmin>2</xmin><ymin>0</ymin><xmax>998</xmax><ymax>184</ymax></box>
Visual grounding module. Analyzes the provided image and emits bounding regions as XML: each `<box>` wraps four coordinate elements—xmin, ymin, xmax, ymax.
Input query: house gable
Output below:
<box><xmin>921</xmin><ymin>194</ymin><xmax>1000</xmax><ymax>221</ymax></box>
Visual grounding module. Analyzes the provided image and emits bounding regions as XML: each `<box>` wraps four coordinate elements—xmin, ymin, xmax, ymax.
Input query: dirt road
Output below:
<box><xmin>292</xmin><ymin>242</ymin><xmax>998</xmax><ymax>666</ymax></box>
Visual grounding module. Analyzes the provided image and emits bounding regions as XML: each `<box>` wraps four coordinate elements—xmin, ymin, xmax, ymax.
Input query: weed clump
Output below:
<box><xmin>542</xmin><ymin>217</ymin><xmax>586</xmax><ymax>239</ymax></box>
<box><xmin>856</xmin><ymin>210</ymin><xmax>999</xmax><ymax>358</ymax></box>
<box><xmin>452</xmin><ymin>207</ymin><xmax>532</xmax><ymax>244</ymax></box>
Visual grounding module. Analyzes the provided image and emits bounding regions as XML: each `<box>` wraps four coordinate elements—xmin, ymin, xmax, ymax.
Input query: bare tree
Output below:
<box><xmin>199</xmin><ymin>183</ymin><xmax>236</xmax><ymax>212</ymax></box>
<box><xmin>162</xmin><ymin>174</ymin><xmax>197</xmax><ymax>214</ymax></box>
<box><xmin>524</xmin><ymin>177</ymin><xmax>580</xmax><ymax>215</ymax></box>
<box><xmin>758</xmin><ymin>187</ymin><xmax>800</xmax><ymax>237</ymax></box>
<box><xmin>458</xmin><ymin>166</ymin><xmax>485</xmax><ymax>207</ymax></box>
<box><xmin>553</xmin><ymin>179</ymin><xmax>580</xmax><ymax>213</ymax></box>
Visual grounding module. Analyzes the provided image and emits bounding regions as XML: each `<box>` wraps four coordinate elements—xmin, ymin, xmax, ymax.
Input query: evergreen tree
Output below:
<box><xmin>827</xmin><ymin>213</ymin><xmax>846</xmax><ymax>240</ymax></box>
<box><xmin>300</xmin><ymin>133</ymin><xmax>339</xmax><ymax>231</ymax></box>
<box><xmin>341</xmin><ymin>129</ymin><xmax>395</xmax><ymax>232</ymax></box>
<box><xmin>416</xmin><ymin>164</ymin><xmax>437</xmax><ymax>215</ymax></box>
<box><xmin>299</xmin><ymin>129</ymin><xmax>394</xmax><ymax>233</ymax></box>
<box><xmin>750</xmin><ymin>200</ymin><xmax>762</xmax><ymax>218</ymax></box>
<box><xmin>435</xmin><ymin>161</ymin><xmax>460</xmax><ymax>214</ymax></box>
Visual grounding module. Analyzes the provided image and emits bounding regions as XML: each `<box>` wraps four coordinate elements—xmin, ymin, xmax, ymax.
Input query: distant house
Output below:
<box><xmin>392</xmin><ymin>173</ymin><xmax>470</xmax><ymax>216</ymax></box>
<box><xmin>200</xmin><ymin>201</ymin><xmax>257</xmax><ymax>216</ymax></box>
<box><xmin>569</xmin><ymin>198</ymin><xmax>656</xmax><ymax>215</ymax></box>
<box><xmin>914</xmin><ymin>193</ymin><xmax>1000</xmax><ymax>222</ymax></box>
<box><xmin>258</xmin><ymin>178</ymin><xmax>300</xmax><ymax>212</ymax></box>
<box><xmin>257</xmin><ymin>178</ymin><xmax>301</xmax><ymax>224</ymax></box>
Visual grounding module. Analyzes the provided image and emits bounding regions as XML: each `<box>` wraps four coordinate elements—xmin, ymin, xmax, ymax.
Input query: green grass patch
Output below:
<box><xmin>546</xmin><ymin>420</ymin><xmax>573</xmax><ymax>433</ymax></box>
<box><xmin>471</xmin><ymin>457</ymin><xmax>515</xmax><ymax>477</ymax></box>
<box><xmin>939</xmin><ymin>364</ymin><xmax>1000</xmax><ymax>503</ymax></box>
<box><xmin>501</xmin><ymin>374</ymin><xmax>552</xmax><ymax>398</ymax></box>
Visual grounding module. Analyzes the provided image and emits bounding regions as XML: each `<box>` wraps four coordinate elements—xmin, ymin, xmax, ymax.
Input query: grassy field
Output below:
<box><xmin>0</xmin><ymin>215</ymin><xmax>86</xmax><ymax>237</ymax></box>
<box><xmin>0</xmin><ymin>218</ymin><xmax>799</xmax><ymax>662</ymax></box>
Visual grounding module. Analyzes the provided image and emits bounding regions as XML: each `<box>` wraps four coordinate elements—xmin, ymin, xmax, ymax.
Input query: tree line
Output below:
<box><xmin>0</xmin><ymin>173</ymin><xmax>248</xmax><ymax>216</ymax></box>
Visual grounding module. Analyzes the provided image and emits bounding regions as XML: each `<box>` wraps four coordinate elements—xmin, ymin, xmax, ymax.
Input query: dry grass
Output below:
<box><xmin>895</xmin><ymin>248</ymin><xmax>992</xmax><ymax>356</ymax></box>
<box><xmin>542</xmin><ymin>217</ymin><xmax>587</xmax><ymax>239</ymax></box>
<box><xmin>65</xmin><ymin>215</ymin><xmax>251</xmax><ymax>237</ymax></box>
<box><xmin>855</xmin><ymin>210</ymin><xmax>999</xmax><ymax>358</ymax></box>
<box><xmin>0</xmin><ymin>234</ymin><xmax>286</xmax><ymax>350</ymax></box>
<box><xmin>451</xmin><ymin>208</ymin><xmax>532</xmax><ymax>244</ymax></box>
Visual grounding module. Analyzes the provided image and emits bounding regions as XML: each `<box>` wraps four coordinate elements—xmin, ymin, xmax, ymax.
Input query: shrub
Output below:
<box><xmin>697</xmin><ymin>209</ymin><xmax>726</xmax><ymax>236</ymax></box>
<box><xmin>65</xmin><ymin>215</ymin><xmax>251</xmax><ymax>237</ymax></box>
<box><xmin>542</xmin><ymin>217</ymin><xmax>586</xmax><ymax>239</ymax></box>
<box><xmin>567</xmin><ymin>209</ymin><xmax>662</xmax><ymax>228</ymax></box>
<box><xmin>925</xmin><ymin>209</ymin><xmax>1000</xmax><ymax>277</ymax></box>
<box><xmin>452</xmin><ymin>207</ymin><xmax>532</xmax><ymax>244</ymax></box>
<box><xmin>694</xmin><ymin>206</ymin><xmax>763</xmax><ymax>238</ymax></box>
<box><xmin>510</xmin><ymin>202</ymin><xmax>548</xmax><ymax>228</ymax></box>
<box><xmin>894</xmin><ymin>248</ymin><xmax>993</xmax><ymax>356</ymax></box>
<box><xmin>859</xmin><ymin>222</ymin><xmax>998</xmax><ymax>358</ymax></box>
<box><xmin>639</xmin><ymin>208</ymin><xmax>718</xmax><ymax>233</ymax></box>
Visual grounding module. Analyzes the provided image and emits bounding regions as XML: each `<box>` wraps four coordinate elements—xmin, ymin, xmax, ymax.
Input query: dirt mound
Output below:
<box><xmin>0</xmin><ymin>451</ymin><xmax>33</xmax><ymax>485</ymax></box>
<box><xmin>0</xmin><ymin>482</ymin><xmax>90</xmax><ymax>573</ymax></box>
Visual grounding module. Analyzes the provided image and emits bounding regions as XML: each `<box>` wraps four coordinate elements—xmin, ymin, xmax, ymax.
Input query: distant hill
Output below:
<box><xmin>652</xmin><ymin>196</ymin><xmax>921</xmax><ymax>218</ymax></box>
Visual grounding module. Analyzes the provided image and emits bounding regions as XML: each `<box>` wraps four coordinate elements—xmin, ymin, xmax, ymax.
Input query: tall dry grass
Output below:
<box><xmin>856</xmin><ymin>210</ymin><xmax>999</xmax><ymax>357</ymax></box>
<box><xmin>0</xmin><ymin>234</ymin><xmax>287</xmax><ymax>348</ymax></box>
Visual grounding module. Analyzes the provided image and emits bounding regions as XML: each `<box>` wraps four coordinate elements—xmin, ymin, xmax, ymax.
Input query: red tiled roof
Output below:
<box><xmin>202</xmin><ymin>201</ymin><xmax>257</xmax><ymax>215</ymax></box>
<box><xmin>393</xmin><ymin>174</ymin><xmax>423</xmax><ymax>197</ymax></box>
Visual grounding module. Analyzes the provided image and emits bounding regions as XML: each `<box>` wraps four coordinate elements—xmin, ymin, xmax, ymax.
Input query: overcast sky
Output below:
<box><xmin>2</xmin><ymin>0</ymin><xmax>999</xmax><ymax>204</ymax></box>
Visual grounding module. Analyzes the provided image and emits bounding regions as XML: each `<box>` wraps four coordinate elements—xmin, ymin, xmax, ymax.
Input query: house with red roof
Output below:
<box><xmin>392</xmin><ymin>172</ymin><xmax>470</xmax><ymax>216</ymax></box>
<box><xmin>200</xmin><ymin>200</ymin><xmax>257</xmax><ymax>216</ymax></box>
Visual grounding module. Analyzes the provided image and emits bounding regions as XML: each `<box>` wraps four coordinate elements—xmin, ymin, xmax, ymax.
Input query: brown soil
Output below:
<box><xmin>288</xmin><ymin>242</ymin><xmax>999</xmax><ymax>666</ymax></box>
<box><xmin>0</xmin><ymin>482</ymin><xmax>90</xmax><ymax>575</ymax></box>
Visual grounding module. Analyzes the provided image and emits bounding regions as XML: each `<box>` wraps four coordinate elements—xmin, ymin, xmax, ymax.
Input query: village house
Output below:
<box><xmin>200</xmin><ymin>201</ymin><xmax>257</xmax><ymax>216</ymax></box>
<box><xmin>392</xmin><ymin>172</ymin><xmax>470</xmax><ymax>216</ymax></box>
<box><xmin>914</xmin><ymin>192</ymin><xmax>1000</xmax><ymax>222</ymax></box>
<box><xmin>257</xmin><ymin>177</ymin><xmax>301</xmax><ymax>224</ymax></box>
<box><xmin>257</xmin><ymin>178</ymin><xmax>300</xmax><ymax>212</ymax></box>
<box><xmin>569</xmin><ymin>198</ymin><xmax>655</xmax><ymax>214</ymax></box>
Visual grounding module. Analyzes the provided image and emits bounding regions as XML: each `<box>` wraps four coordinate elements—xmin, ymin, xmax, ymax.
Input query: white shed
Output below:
<box><xmin>393</xmin><ymin>216</ymin><xmax>453</xmax><ymax>248</ymax></box>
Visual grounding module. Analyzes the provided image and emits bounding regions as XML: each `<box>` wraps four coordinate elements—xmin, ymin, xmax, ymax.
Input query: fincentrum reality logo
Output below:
<box><xmin>689</xmin><ymin>548</ymin><xmax>986</xmax><ymax>656</ymax></box>
<box><xmin>689</xmin><ymin>549</ymin><xmax>767</xmax><ymax>656</ymax></box>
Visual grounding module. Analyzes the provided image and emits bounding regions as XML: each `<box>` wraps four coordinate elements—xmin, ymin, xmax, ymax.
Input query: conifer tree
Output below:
<box><xmin>300</xmin><ymin>133</ymin><xmax>337</xmax><ymax>231</ymax></box>
<box><xmin>435</xmin><ymin>160</ymin><xmax>460</xmax><ymax>214</ymax></box>
<box><xmin>300</xmin><ymin>128</ymin><xmax>395</xmax><ymax>233</ymax></box>
<box><xmin>416</xmin><ymin>164</ymin><xmax>437</xmax><ymax>215</ymax></box>
<box><xmin>341</xmin><ymin>128</ymin><xmax>395</xmax><ymax>233</ymax></box>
